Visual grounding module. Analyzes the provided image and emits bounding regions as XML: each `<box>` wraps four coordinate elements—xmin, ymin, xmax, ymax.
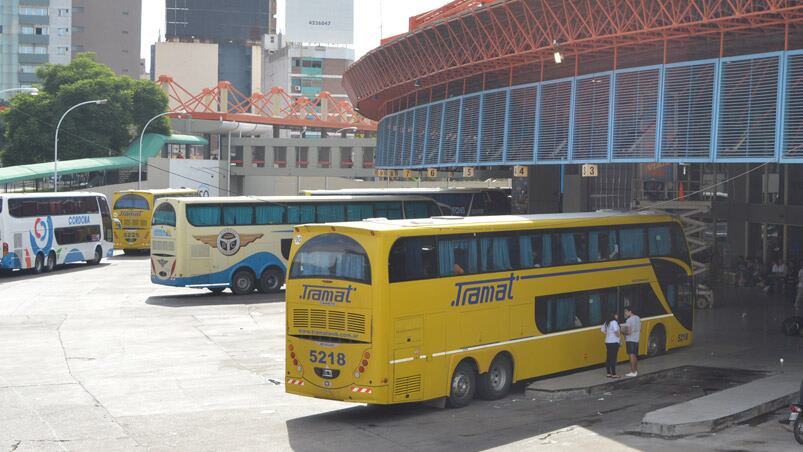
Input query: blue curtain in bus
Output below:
<box><xmin>303</xmin><ymin>251</ymin><xmax>332</xmax><ymax>275</ymax></box>
<box><xmin>555</xmin><ymin>297</ymin><xmax>575</xmax><ymax>331</ymax></box>
<box><xmin>438</xmin><ymin>239</ymin><xmax>477</xmax><ymax>276</ymax></box>
<box><xmin>560</xmin><ymin>233</ymin><xmax>578</xmax><ymax>264</ymax></box>
<box><xmin>347</xmin><ymin>204</ymin><xmax>373</xmax><ymax>221</ymax></box>
<box><xmin>255</xmin><ymin>206</ymin><xmax>285</xmax><ymax>225</ymax></box>
<box><xmin>589</xmin><ymin>232</ymin><xmax>600</xmax><ymax>261</ymax></box>
<box><xmin>480</xmin><ymin>237</ymin><xmax>512</xmax><ymax>271</ymax></box>
<box><xmin>187</xmin><ymin>206</ymin><xmax>220</xmax><ymax>226</ymax></box>
<box><xmin>649</xmin><ymin>226</ymin><xmax>671</xmax><ymax>256</ymax></box>
<box><xmin>519</xmin><ymin>235</ymin><xmax>552</xmax><ymax>268</ymax></box>
<box><xmin>223</xmin><ymin>206</ymin><xmax>253</xmax><ymax>225</ymax></box>
<box><xmin>317</xmin><ymin>204</ymin><xmax>345</xmax><ymax>222</ymax></box>
<box><xmin>588</xmin><ymin>294</ymin><xmax>602</xmax><ymax>324</ymax></box>
<box><xmin>620</xmin><ymin>228</ymin><xmax>645</xmax><ymax>258</ymax></box>
<box><xmin>404</xmin><ymin>202</ymin><xmax>428</xmax><ymax>219</ymax></box>
<box><xmin>374</xmin><ymin>202</ymin><xmax>403</xmax><ymax>219</ymax></box>
<box><xmin>335</xmin><ymin>254</ymin><xmax>366</xmax><ymax>280</ymax></box>
<box><xmin>288</xmin><ymin>205</ymin><xmax>315</xmax><ymax>224</ymax></box>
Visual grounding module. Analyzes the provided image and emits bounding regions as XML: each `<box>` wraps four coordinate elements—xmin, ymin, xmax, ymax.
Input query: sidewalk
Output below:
<box><xmin>526</xmin><ymin>285</ymin><xmax>803</xmax><ymax>436</ymax></box>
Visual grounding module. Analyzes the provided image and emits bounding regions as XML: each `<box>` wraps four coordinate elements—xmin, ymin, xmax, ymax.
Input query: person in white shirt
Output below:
<box><xmin>600</xmin><ymin>312</ymin><xmax>621</xmax><ymax>378</ymax></box>
<box><xmin>622</xmin><ymin>307</ymin><xmax>641</xmax><ymax>377</ymax></box>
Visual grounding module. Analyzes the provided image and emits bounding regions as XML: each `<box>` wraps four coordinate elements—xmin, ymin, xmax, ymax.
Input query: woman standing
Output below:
<box><xmin>601</xmin><ymin>312</ymin><xmax>621</xmax><ymax>378</ymax></box>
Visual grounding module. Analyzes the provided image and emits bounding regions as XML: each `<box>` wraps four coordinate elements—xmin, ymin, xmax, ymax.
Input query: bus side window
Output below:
<box><xmin>648</xmin><ymin>226</ymin><xmax>672</xmax><ymax>256</ymax></box>
<box><xmin>671</xmin><ymin>223</ymin><xmax>690</xmax><ymax>262</ymax></box>
<box><xmin>437</xmin><ymin>237</ymin><xmax>478</xmax><ymax>276</ymax></box>
<box><xmin>223</xmin><ymin>205</ymin><xmax>254</xmax><ymax>225</ymax></box>
<box><xmin>374</xmin><ymin>202</ymin><xmax>403</xmax><ymax>219</ymax></box>
<box><xmin>557</xmin><ymin>231</ymin><xmax>587</xmax><ymax>264</ymax></box>
<box><xmin>255</xmin><ymin>205</ymin><xmax>286</xmax><ymax>225</ymax></box>
<box><xmin>479</xmin><ymin>234</ymin><xmax>516</xmax><ymax>272</ymax></box>
<box><xmin>346</xmin><ymin>203</ymin><xmax>373</xmax><ymax>221</ymax></box>
<box><xmin>287</xmin><ymin>204</ymin><xmax>315</xmax><ymax>224</ymax></box>
<box><xmin>317</xmin><ymin>204</ymin><xmax>345</xmax><ymax>222</ymax></box>
<box><xmin>589</xmin><ymin>229</ymin><xmax>619</xmax><ymax>261</ymax></box>
<box><xmin>619</xmin><ymin>227</ymin><xmax>646</xmax><ymax>259</ymax></box>
<box><xmin>519</xmin><ymin>233</ymin><xmax>552</xmax><ymax>268</ymax></box>
<box><xmin>389</xmin><ymin>237</ymin><xmax>437</xmax><ymax>282</ymax></box>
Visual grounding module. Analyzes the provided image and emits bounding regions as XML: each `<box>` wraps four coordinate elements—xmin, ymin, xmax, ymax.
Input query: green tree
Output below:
<box><xmin>1</xmin><ymin>53</ymin><xmax>170</xmax><ymax>166</ymax></box>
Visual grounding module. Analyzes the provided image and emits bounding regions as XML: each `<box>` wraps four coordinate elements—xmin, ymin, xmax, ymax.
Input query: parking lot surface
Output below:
<box><xmin>1</xmin><ymin>255</ymin><xmax>800</xmax><ymax>451</ymax></box>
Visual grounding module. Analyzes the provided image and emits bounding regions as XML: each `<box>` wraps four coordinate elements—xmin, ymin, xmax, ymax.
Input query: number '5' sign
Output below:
<box><xmin>309</xmin><ymin>350</ymin><xmax>346</xmax><ymax>366</ymax></box>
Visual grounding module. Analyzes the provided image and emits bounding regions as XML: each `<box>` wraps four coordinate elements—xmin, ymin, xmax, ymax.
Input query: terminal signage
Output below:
<box><xmin>582</xmin><ymin>164</ymin><xmax>599</xmax><ymax>177</ymax></box>
<box><xmin>403</xmin><ymin>169</ymin><xmax>414</xmax><ymax>179</ymax></box>
<box><xmin>463</xmin><ymin>167</ymin><xmax>475</xmax><ymax>178</ymax></box>
<box><xmin>427</xmin><ymin>168</ymin><xmax>438</xmax><ymax>178</ymax></box>
<box><xmin>513</xmin><ymin>166</ymin><xmax>529</xmax><ymax>177</ymax></box>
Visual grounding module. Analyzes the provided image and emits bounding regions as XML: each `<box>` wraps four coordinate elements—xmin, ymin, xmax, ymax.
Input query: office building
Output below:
<box><xmin>71</xmin><ymin>0</ymin><xmax>141</xmax><ymax>77</ymax></box>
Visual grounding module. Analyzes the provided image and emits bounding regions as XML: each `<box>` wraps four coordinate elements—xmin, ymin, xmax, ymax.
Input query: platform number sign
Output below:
<box><xmin>582</xmin><ymin>164</ymin><xmax>599</xmax><ymax>177</ymax></box>
<box><xmin>513</xmin><ymin>166</ymin><xmax>528</xmax><ymax>177</ymax></box>
<box><xmin>387</xmin><ymin>169</ymin><xmax>398</xmax><ymax>178</ymax></box>
<box><xmin>403</xmin><ymin>169</ymin><xmax>413</xmax><ymax>179</ymax></box>
<box><xmin>463</xmin><ymin>167</ymin><xmax>475</xmax><ymax>178</ymax></box>
<box><xmin>375</xmin><ymin>169</ymin><xmax>386</xmax><ymax>177</ymax></box>
<box><xmin>427</xmin><ymin>168</ymin><xmax>438</xmax><ymax>178</ymax></box>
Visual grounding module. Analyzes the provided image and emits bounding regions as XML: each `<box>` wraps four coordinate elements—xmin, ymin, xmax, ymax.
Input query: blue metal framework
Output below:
<box><xmin>376</xmin><ymin>50</ymin><xmax>803</xmax><ymax>168</ymax></box>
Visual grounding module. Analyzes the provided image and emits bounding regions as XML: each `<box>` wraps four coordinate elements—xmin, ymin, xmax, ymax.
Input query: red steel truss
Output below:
<box><xmin>344</xmin><ymin>0</ymin><xmax>803</xmax><ymax>120</ymax></box>
<box><xmin>158</xmin><ymin>76</ymin><xmax>376</xmax><ymax>132</ymax></box>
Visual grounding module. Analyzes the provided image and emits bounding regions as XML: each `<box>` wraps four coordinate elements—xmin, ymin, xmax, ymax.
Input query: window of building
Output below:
<box><xmin>273</xmin><ymin>146</ymin><xmax>287</xmax><ymax>167</ymax></box>
<box><xmin>73</xmin><ymin>6</ymin><xmax>84</xmax><ymax>13</ymax></box>
<box><xmin>19</xmin><ymin>65</ymin><xmax>38</xmax><ymax>73</ymax></box>
<box><xmin>56</xmin><ymin>46</ymin><xmax>69</xmax><ymax>55</ymax></box>
<box><xmin>57</xmin><ymin>27</ymin><xmax>69</xmax><ymax>36</ymax></box>
<box><xmin>122</xmin><ymin>10</ymin><xmax>129</xmax><ymax>15</ymax></box>
<box><xmin>57</xmin><ymin>8</ymin><xmax>70</xmax><ymax>16</ymax></box>
<box><xmin>19</xmin><ymin>6</ymin><xmax>48</xmax><ymax>16</ymax></box>
<box><xmin>72</xmin><ymin>26</ymin><xmax>84</xmax><ymax>32</ymax></box>
<box><xmin>231</xmin><ymin>146</ymin><xmax>243</xmax><ymax>167</ymax></box>
<box><xmin>252</xmin><ymin>146</ymin><xmax>265</xmax><ymax>168</ymax></box>
<box><xmin>318</xmin><ymin>147</ymin><xmax>330</xmax><ymax>168</ymax></box>
<box><xmin>35</xmin><ymin>26</ymin><xmax>48</xmax><ymax>35</ymax></box>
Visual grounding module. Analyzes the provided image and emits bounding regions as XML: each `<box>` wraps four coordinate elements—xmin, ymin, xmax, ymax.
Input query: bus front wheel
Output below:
<box><xmin>45</xmin><ymin>252</ymin><xmax>56</xmax><ymax>272</ymax></box>
<box><xmin>478</xmin><ymin>354</ymin><xmax>513</xmax><ymax>400</ymax></box>
<box><xmin>87</xmin><ymin>246</ymin><xmax>102</xmax><ymax>265</ymax></box>
<box><xmin>447</xmin><ymin>361</ymin><xmax>477</xmax><ymax>408</ymax></box>
<box><xmin>231</xmin><ymin>269</ymin><xmax>255</xmax><ymax>295</ymax></box>
<box><xmin>258</xmin><ymin>267</ymin><xmax>284</xmax><ymax>293</ymax></box>
<box><xmin>647</xmin><ymin>326</ymin><xmax>666</xmax><ymax>357</ymax></box>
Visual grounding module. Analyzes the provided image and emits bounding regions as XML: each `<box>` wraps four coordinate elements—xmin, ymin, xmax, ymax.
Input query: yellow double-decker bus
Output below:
<box><xmin>285</xmin><ymin>211</ymin><xmax>694</xmax><ymax>407</ymax></box>
<box><xmin>112</xmin><ymin>189</ymin><xmax>198</xmax><ymax>254</ymax></box>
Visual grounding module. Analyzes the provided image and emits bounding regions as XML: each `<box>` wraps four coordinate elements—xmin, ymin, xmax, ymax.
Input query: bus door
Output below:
<box><xmin>97</xmin><ymin>197</ymin><xmax>113</xmax><ymax>243</ymax></box>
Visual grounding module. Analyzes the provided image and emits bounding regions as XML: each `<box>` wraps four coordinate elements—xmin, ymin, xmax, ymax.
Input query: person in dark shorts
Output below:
<box><xmin>623</xmin><ymin>306</ymin><xmax>641</xmax><ymax>377</ymax></box>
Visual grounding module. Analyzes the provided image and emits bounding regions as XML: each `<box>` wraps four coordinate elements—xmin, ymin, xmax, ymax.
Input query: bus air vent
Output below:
<box><xmin>310</xmin><ymin>309</ymin><xmax>327</xmax><ymax>329</ymax></box>
<box><xmin>393</xmin><ymin>374</ymin><xmax>422</xmax><ymax>397</ymax></box>
<box><xmin>347</xmin><ymin>313</ymin><xmax>366</xmax><ymax>335</ymax></box>
<box><xmin>293</xmin><ymin>309</ymin><xmax>309</xmax><ymax>328</ymax></box>
<box><xmin>328</xmin><ymin>311</ymin><xmax>346</xmax><ymax>331</ymax></box>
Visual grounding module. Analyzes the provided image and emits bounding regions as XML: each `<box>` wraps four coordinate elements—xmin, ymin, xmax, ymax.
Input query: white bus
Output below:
<box><xmin>150</xmin><ymin>195</ymin><xmax>446</xmax><ymax>295</ymax></box>
<box><xmin>0</xmin><ymin>192</ymin><xmax>114</xmax><ymax>273</ymax></box>
<box><xmin>302</xmin><ymin>187</ymin><xmax>512</xmax><ymax>216</ymax></box>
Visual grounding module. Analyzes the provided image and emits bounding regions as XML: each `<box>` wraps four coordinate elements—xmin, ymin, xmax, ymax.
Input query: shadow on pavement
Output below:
<box><xmin>0</xmin><ymin>262</ymin><xmax>111</xmax><ymax>283</ymax></box>
<box><xmin>146</xmin><ymin>291</ymin><xmax>285</xmax><ymax>307</ymax></box>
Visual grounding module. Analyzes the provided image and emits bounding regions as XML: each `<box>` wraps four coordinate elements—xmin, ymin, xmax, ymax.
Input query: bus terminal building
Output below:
<box><xmin>343</xmin><ymin>0</ymin><xmax>803</xmax><ymax>276</ymax></box>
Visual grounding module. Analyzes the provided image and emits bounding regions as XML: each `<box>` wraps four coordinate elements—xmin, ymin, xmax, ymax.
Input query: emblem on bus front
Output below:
<box><xmin>451</xmin><ymin>273</ymin><xmax>518</xmax><ymax>307</ymax></box>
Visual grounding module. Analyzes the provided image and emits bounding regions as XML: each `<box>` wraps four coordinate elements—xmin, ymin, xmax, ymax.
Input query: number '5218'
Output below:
<box><xmin>309</xmin><ymin>350</ymin><xmax>346</xmax><ymax>366</ymax></box>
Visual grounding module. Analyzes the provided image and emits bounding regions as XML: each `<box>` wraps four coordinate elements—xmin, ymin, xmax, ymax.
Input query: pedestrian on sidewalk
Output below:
<box><xmin>601</xmin><ymin>312</ymin><xmax>621</xmax><ymax>378</ymax></box>
<box><xmin>795</xmin><ymin>265</ymin><xmax>803</xmax><ymax>313</ymax></box>
<box><xmin>622</xmin><ymin>306</ymin><xmax>641</xmax><ymax>377</ymax></box>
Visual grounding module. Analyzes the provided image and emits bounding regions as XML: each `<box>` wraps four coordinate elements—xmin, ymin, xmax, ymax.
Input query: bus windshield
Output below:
<box><xmin>114</xmin><ymin>194</ymin><xmax>149</xmax><ymax>210</ymax></box>
<box><xmin>289</xmin><ymin>233</ymin><xmax>371</xmax><ymax>283</ymax></box>
<box><xmin>152</xmin><ymin>203</ymin><xmax>176</xmax><ymax>227</ymax></box>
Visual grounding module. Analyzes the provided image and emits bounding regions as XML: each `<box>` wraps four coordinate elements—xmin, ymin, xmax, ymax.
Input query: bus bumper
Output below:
<box><xmin>285</xmin><ymin>378</ymin><xmax>388</xmax><ymax>404</ymax></box>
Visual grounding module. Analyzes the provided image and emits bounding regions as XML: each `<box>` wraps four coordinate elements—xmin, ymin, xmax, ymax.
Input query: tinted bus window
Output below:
<box><xmin>557</xmin><ymin>231</ymin><xmax>588</xmax><ymax>264</ymax></box>
<box><xmin>437</xmin><ymin>237</ymin><xmax>478</xmax><ymax>276</ymax></box>
<box><xmin>187</xmin><ymin>205</ymin><xmax>221</xmax><ymax>226</ymax></box>
<box><xmin>290</xmin><ymin>233</ymin><xmax>371</xmax><ymax>283</ymax></box>
<box><xmin>519</xmin><ymin>233</ymin><xmax>553</xmax><ymax>268</ymax></box>
<box><xmin>288</xmin><ymin>204</ymin><xmax>315</xmax><ymax>224</ymax></box>
<box><xmin>255</xmin><ymin>205</ymin><xmax>285</xmax><ymax>225</ymax></box>
<box><xmin>97</xmin><ymin>196</ymin><xmax>112</xmax><ymax>240</ymax></box>
<box><xmin>114</xmin><ymin>194</ymin><xmax>149</xmax><ymax>210</ymax></box>
<box><xmin>479</xmin><ymin>235</ymin><xmax>516</xmax><ymax>272</ymax></box>
<box><xmin>619</xmin><ymin>227</ymin><xmax>646</xmax><ymax>258</ymax></box>
<box><xmin>223</xmin><ymin>205</ymin><xmax>254</xmax><ymax>225</ymax></box>
<box><xmin>153</xmin><ymin>203</ymin><xmax>177</xmax><ymax>227</ymax></box>
<box><xmin>346</xmin><ymin>203</ymin><xmax>373</xmax><ymax>221</ymax></box>
<box><xmin>317</xmin><ymin>204</ymin><xmax>345</xmax><ymax>222</ymax></box>
<box><xmin>9</xmin><ymin>196</ymin><xmax>100</xmax><ymax>218</ymax></box>
<box><xmin>389</xmin><ymin>237</ymin><xmax>437</xmax><ymax>282</ymax></box>
<box><xmin>55</xmin><ymin>225</ymin><xmax>101</xmax><ymax>245</ymax></box>
<box><xmin>486</xmin><ymin>191</ymin><xmax>511</xmax><ymax>214</ymax></box>
<box><xmin>648</xmin><ymin>226</ymin><xmax>672</xmax><ymax>256</ymax></box>
<box><xmin>404</xmin><ymin>201</ymin><xmax>438</xmax><ymax>219</ymax></box>
<box><xmin>536</xmin><ymin>288</ymin><xmax>618</xmax><ymax>333</ymax></box>
<box><xmin>374</xmin><ymin>202</ymin><xmax>403</xmax><ymax>220</ymax></box>
<box><xmin>620</xmin><ymin>284</ymin><xmax>666</xmax><ymax>318</ymax></box>
<box><xmin>433</xmin><ymin>193</ymin><xmax>473</xmax><ymax>216</ymax></box>
<box><xmin>589</xmin><ymin>229</ymin><xmax>619</xmax><ymax>261</ymax></box>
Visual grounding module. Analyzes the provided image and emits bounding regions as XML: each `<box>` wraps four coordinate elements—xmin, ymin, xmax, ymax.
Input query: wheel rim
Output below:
<box><xmin>236</xmin><ymin>275</ymin><xmax>250</xmax><ymax>290</ymax></box>
<box><xmin>489</xmin><ymin>364</ymin><xmax>507</xmax><ymax>391</ymax></box>
<box><xmin>797</xmin><ymin>420</ymin><xmax>803</xmax><ymax>435</ymax></box>
<box><xmin>35</xmin><ymin>256</ymin><xmax>43</xmax><ymax>271</ymax></box>
<box><xmin>47</xmin><ymin>254</ymin><xmax>55</xmax><ymax>270</ymax></box>
<box><xmin>266</xmin><ymin>274</ymin><xmax>278</xmax><ymax>288</ymax></box>
<box><xmin>649</xmin><ymin>334</ymin><xmax>658</xmax><ymax>355</ymax></box>
<box><xmin>452</xmin><ymin>373</ymin><xmax>469</xmax><ymax>398</ymax></box>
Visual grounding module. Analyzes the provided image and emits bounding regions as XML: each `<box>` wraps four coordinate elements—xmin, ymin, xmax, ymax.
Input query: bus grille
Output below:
<box><xmin>151</xmin><ymin>240</ymin><xmax>175</xmax><ymax>252</ymax></box>
<box><xmin>394</xmin><ymin>374</ymin><xmax>422</xmax><ymax>396</ymax></box>
<box><xmin>292</xmin><ymin>308</ymin><xmax>367</xmax><ymax>335</ymax></box>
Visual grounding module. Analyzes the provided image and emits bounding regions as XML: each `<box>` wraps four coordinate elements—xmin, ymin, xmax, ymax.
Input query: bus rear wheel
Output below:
<box><xmin>447</xmin><ymin>361</ymin><xmax>477</xmax><ymax>408</ymax></box>
<box><xmin>45</xmin><ymin>252</ymin><xmax>56</xmax><ymax>272</ymax></box>
<box><xmin>33</xmin><ymin>253</ymin><xmax>45</xmax><ymax>274</ymax></box>
<box><xmin>478</xmin><ymin>354</ymin><xmax>513</xmax><ymax>400</ymax></box>
<box><xmin>257</xmin><ymin>267</ymin><xmax>284</xmax><ymax>293</ymax></box>
<box><xmin>231</xmin><ymin>269</ymin><xmax>255</xmax><ymax>295</ymax></box>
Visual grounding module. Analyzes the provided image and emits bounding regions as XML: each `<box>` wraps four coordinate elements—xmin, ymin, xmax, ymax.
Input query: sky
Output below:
<box><xmin>140</xmin><ymin>0</ymin><xmax>453</xmax><ymax>69</ymax></box>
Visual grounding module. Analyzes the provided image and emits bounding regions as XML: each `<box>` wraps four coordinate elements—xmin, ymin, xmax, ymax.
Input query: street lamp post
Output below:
<box><xmin>0</xmin><ymin>87</ymin><xmax>39</xmax><ymax>97</ymax></box>
<box><xmin>138</xmin><ymin>111</ymin><xmax>188</xmax><ymax>189</ymax></box>
<box><xmin>53</xmin><ymin>99</ymin><xmax>107</xmax><ymax>192</ymax></box>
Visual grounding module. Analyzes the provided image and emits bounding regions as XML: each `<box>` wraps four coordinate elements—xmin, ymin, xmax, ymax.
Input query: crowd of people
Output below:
<box><xmin>734</xmin><ymin>256</ymin><xmax>803</xmax><ymax>307</ymax></box>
